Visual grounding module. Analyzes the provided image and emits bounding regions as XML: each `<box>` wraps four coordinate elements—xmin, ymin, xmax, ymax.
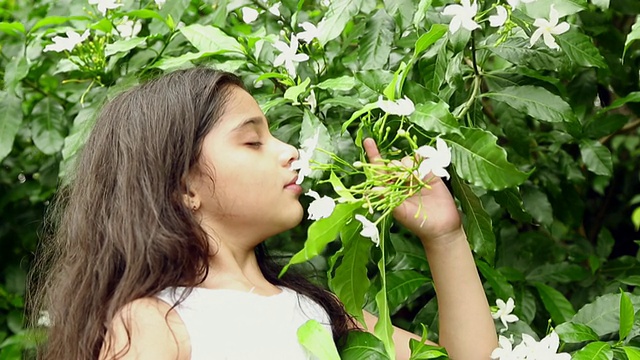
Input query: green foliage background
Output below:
<box><xmin>0</xmin><ymin>0</ymin><xmax>640</xmax><ymax>358</ymax></box>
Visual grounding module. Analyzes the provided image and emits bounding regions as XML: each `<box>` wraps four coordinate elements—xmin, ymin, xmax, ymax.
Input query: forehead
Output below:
<box><xmin>216</xmin><ymin>87</ymin><xmax>266</xmax><ymax>130</ymax></box>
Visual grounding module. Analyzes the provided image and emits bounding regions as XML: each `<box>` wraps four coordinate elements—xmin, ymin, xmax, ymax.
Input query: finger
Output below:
<box><xmin>363</xmin><ymin>138</ymin><xmax>384</xmax><ymax>165</ymax></box>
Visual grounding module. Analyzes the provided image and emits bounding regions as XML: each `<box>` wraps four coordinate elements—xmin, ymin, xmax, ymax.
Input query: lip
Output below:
<box><xmin>284</xmin><ymin>175</ymin><xmax>303</xmax><ymax>194</ymax></box>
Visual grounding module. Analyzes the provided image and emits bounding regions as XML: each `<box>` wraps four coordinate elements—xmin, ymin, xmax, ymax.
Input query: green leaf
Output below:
<box><xmin>284</xmin><ymin>78</ymin><xmax>311</xmax><ymax>102</ymax></box>
<box><xmin>179</xmin><ymin>24</ymin><xmax>243</xmax><ymax>54</ymax></box>
<box><xmin>579</xmin><ymin>140</ymin><xmax>613</xmax><ymax>177</ymax></box>
<box><xmin>447</xmin><ymin>127</ymin><xmax>531</xmax><ymax>190</ymax></box>
<box><xmin>316</xmin><ymin>76</ymin><xmax>356</xmax><ymax>92</ymax></box>
<box><xmin>318</xmin><ymin>0</ymin><xmax>364</xmax><ymax>46</ymax></box>
<box><xmin>0</xmin><ymin>92</ymin><xmax>23</xmax><ymax>162</ymax></box>
<box><xmin>126</xmin><ymin>9</ymin><xmax>165</xmax><ymax>22</ymax></box>
<box><xmin>491</xmin><ymin>188</ymin><xmax>532</xmax><ymax>223</ymax></box>
<box><xmin>59</xmin><ymin>100</ymin><xmax>103</xmax><ymax>180</ymax></box>
<box><xmin>31</xmin><ymin>98</ymin><xmax>66</xmax><ymax>155</ymax></box>
<box><xmin>153</xmin><ymin>52</ymin><xmax>213</xmax><ymax>70</ymax></box>
<box><xmin>300</xmin><ymin>110</ymin><xmax>333</xmax><ymax>179</ymax></box>
<box><xmin>597</xmin><ymin>91</ymin><xmax>640</xmax><ymax>115</ymax></box>
<box><xmin>521</xmin><ymin>186</ymin><xmax>553</xmax><ymax>226</ymax></box>
<box><xmin>4</xmin><ymin>55</ymin><xmax>29</xmax><ymax>96</ymax></box>
<box><xmin>624</xmin><ymin>347</ymin><xmax>640</xmax><ymax>360</ymax></box>
<box><xmin>359</xmin><ymin>10</ymin><xmax>394</xmax><ymax>70</ymax></box>
<box><xmin>557</xmin><ymin>30</ymin><xmax>608</xmax><ymax>69</ymax></box>
<box><xmin>332</xmin><ymin>220</ymin><xmax>372</xmax><ymax>326</ymax></box>
<box><xmin>621</xmin><ymin>290</ymin><xmax>635</xmax><ymax>340</ymax></box>
<box><xmin>486</xmin><ymin>36</ymin><xmax>564</xmax><ymax>71</ymax></box>
<box><xmin>409</xmin><ymin>101</ymin><xmax>461</xmax><ymax>136</ymax></box>
<box><xmin>0</xmin><ymin>22</ymin><xmax>25</xmax><ymax>36</ymax></box>
<box><xmin>413</xmin><ymin>24</ymin><xmax>447</xmax><ymax>58</ymax></box>
<box><xmin>476</xmin><ymin>261</ymin><xmax>515</xmax><ymax>300</ymax></box>
<box><xmin>483</xmin><ymin>85</ymin><xmax>577</xmax><ymax>123</ymax></box>
<box><xmin>591</xmin><ymin>0</ymin><xmax>609</xmax><ymax>10</ymax></box>
<box><xmin>522</xmin><ymin>0</ymin><xmax>587</xmax><ymax>18</ymax></box>
<box><xmin>451</xmin><ymin>175</ymin><xmax>496</xmax><ymax>263</ymax></box>
<box><xmin>573</xmin><ymin>293</ymin><xmax>640</xmax><ymax>336</ymax></box>
<box><xmin>30</xmin><ymin>16</ymin><xmax>90</xmax><ymax>32</ymax></box>
<box><xmin>280</xmin><ymin>202</ymin><xmax>360</xmax><ymax>276</ymax></box>
<box><xmin>105</xmin><ymin>37</ymin><xmax>147</xmax><ymax>56</ymax></box>
<box><xmin>297</xmin><ymin>320</ymin><xmax>340</xmax><ymax>360</ymax></box>
<box><xmin>624</xmin><ymin>16</ymin><xmax>640</xmax><ymax>58</ymax></box>
<box><xmin>328</xmin><ymin>172</ymin><xmax>356</xmax><ymax>202</ymax></box>
<box><xmin>386</xmin><ymin>270</ymin><xmax>430</xmax><ymax>313</ymax></box>
<box><xmin>339</xmin><ymin>331</ymin><xmax>391</xmax><ymax>360</ymax></box>
<box><xmin>374</xmin><ymin>217</ymin><xmax>395</xmax><ymax>359</ymax></box>
<box><xmin>408</xmin><ymin>338</ymin><xmax>448</xmax><ymax>359</ymax></box>
<box><xmin>571</xmin><ymin>341</ymin><xmax>613</xmax><ymax>360</ymax></box>
<box><xmin>555</xmin><ymin>322</ymin><xmax>599</xmax><ymax>343</ymax></box>
<box><xmin>534</xmin><ymin>282</ymin><xmax>576</xmax><ymax>324</ymax></box>
<box><xmin>633</xmin><ymin>208</ymin><xmax>640</xmax><ymax>231</ymax></box>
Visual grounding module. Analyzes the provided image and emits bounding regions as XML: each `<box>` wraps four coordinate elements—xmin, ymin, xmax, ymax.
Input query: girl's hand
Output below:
<box><xmin>363</xmin><ymin>138</ymin><xmax>463</xmax><ymax>246</ymax></box>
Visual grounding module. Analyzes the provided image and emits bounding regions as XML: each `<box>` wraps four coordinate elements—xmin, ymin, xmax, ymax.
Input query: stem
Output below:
<box><xmin>455</xmin><ymin>75</ymin><xmax>480</xmax><ymax>120</ymax></box>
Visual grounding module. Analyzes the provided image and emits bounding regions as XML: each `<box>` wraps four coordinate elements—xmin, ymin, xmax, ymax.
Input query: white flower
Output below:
<box><xmin>241</xmin><ymin>7</ymin><xmax>259</xmax><ymax>24</ymax></box>
<box><xmin>297</xmin><ymin>22</ymin><xmax>321</xmax><ymax>43</ymax></box>
<box><xmin>415</xmin><ymin>138</ymin><xmax>452</xmax><ymax>180</ymax></box>
<box><xmin>489</xmin><ymin>6</ymin><xmax>508</xmax><ymax>27</ymax></box>
<box><xmin>154</xmin><ymin>0</ymin><xmax>165</xmax><ymax>8</ymax></box>
<box><xmin>355</xmin><ymin>214</ymin><xmax>380</xmax><ymax>247</ymax></box>
<box><xmin>268</xmin><ymin>3</ymin><xmax>281</xmax><ymax>16</ymax></box>
<box><xmin>377</xmin><ymin>96</ymin><xmax>415</xmax><ymax>116</ymax></box>
<box><xmin>290</xmin><ymin>131</ymin><xmax>319</xmax><ymax>184</ymax></box>
<box><xmin>273</xmin><ymin>35</ymin><xmax>309</xmax><ymax>78</ymax></box>
<box><xmin>506</xmin><ymin>0</ymin><xmax>536</xmax><ymax>10</ymax></box>
<box><xmin>305</xmin><ymin>89</ymin><xmax>317</xmax><ymax>113</ymax></box>
<box><xmin>43</xmin><ymin>30</ymin><xmax>90</xmax><ymax>52</ymax></box>
<box><xmin>116</xmin><ymin>16</ymin><xmax>142</xmax><ymax>39</ymax></box>
<box><xmin>305</xmin><ymin>190</ymin><xmax>336</xmax><ymax>220</ymax></box>
<box><xmin>491</xmin><ymin>298</ymin><xmax>520</xmax><ymax>330</ymax></box>
<box><xmin>37</xmin><ymin>310</ymin><xmax>51</xmax><ymax>327</ymax></box>
<box><xmin>530</xmin><ymin>5</ymin><xmax>570</xmax><ymax>50</ymax></box>
<box><xmin>88</xmin><ymin>0</ymin><xmax>122</xmax><ymax>16</ymax></box>
<box><xmin>321</xmin><ymin>0</ymin><xmax>330</xmax><ymax>6</ymax></box>
<box><xmin>527</xmin><ymin>332</ymin><xmax>571</xmax><ymax>360</ymax></box>
<box><xmin>442</xmin><ymin>0</ymin><xmax>480</xmax><ymax>34</ymax></box>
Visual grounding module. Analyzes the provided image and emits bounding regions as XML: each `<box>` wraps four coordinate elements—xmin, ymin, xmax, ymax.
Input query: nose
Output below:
<box><xmin>278</xmin><ymin>139</ymin><xmax>299</xmax><ymax>167</ymax></box>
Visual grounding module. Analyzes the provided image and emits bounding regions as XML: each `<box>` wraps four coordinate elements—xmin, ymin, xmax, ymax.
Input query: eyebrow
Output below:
<box><xmin>231</xmin><ymin>116</ymin><xmax>269</xmax><ymax>133</ymax></box>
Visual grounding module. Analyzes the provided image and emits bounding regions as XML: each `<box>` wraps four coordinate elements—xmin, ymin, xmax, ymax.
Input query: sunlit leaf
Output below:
<box><xmin>483</xmin><ymin>85</ymin><xmax>577</xmax><ymax>123</ymax></box>
<box><xmin>571</xmin><ymin>341</ymin><xmax>613</xmax><ymax>360</ymax></box>
<box><xmin>0</xmin><ymin>92</ymin><xmax>23</xmax><ymax>162</ymax></box>
<box><xmin>297</xmin><ymin>320</ymin><xmax>340</xmax><ymax>360</ymax></box>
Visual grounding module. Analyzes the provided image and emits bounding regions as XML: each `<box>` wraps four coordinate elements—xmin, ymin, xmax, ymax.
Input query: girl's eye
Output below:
<box><xmin>246</xmin><ymin>142</ymin><xmax>262</xmax><ymax>148</ymax></box>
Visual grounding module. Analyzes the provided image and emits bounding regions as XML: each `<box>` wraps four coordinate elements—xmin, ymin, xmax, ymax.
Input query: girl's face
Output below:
<box><xmin>192</xmin><ymin>87</ymin><xmax>303</xmax><ymax>243</ymax></box>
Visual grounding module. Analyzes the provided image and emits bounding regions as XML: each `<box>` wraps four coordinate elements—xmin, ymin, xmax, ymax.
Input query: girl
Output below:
<box><xmin>29</xmin><ymin>67</ymin><xmax>497</xmax><ymax>359</ymax></box>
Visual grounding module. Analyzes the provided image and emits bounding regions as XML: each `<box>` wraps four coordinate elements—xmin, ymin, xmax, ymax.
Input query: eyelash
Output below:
<box><xmin>246</xmin><ymin>142</ymin><xmax>262</xmax><ymax>148</ymax></box>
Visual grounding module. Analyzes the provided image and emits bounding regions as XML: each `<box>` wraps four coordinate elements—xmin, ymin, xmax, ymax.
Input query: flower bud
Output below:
<box><xmin>397</xmin><ymin>129</ymin><xmax>406</xmax><ymax>136</ymax></box>
<box><xmin>353</xmin><ymin>161</ymin><xmax>363</xmax><ymax>168</ymax></box>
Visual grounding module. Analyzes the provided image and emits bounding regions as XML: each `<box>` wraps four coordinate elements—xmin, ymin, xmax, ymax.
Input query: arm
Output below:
<box><xmin>363</xmin><ymin>138</ymin><xmax>497</xmax><ymax>360</ymax></box>
<box><xmin>99</xmin><ymin>298</ymin><xmax>190</xmax><ymax>360</ymax></box>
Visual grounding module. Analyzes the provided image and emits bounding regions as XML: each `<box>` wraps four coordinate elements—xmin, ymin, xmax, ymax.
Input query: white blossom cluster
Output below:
<box><xmin>442</xmin><ymin>0</ymin><xmax>570</xmax><ymax>50</ymax></box>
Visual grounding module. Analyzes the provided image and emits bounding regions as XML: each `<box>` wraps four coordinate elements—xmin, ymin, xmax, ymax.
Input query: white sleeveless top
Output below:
<box><xmin>156</xmin><ymin>286</ymin><xmax>332</xmax><ymax>360</ymax></box>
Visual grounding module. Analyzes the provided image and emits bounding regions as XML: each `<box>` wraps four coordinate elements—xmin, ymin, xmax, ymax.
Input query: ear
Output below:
<box><xmin>182</xmin><ymin>182</ymin><xmax>201</xmax><ymax>212</ymax></box>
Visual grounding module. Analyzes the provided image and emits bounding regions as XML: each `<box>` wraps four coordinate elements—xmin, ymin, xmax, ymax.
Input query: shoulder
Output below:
<box><xmin>100</xmin><ymin>297</ymin><xmax>190</xmax><ymax>360</ymax></box>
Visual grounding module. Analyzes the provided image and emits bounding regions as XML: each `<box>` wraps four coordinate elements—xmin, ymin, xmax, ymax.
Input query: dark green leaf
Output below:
<box><xmin>451</xmin><ymin>175</ymin><xmax>496</xmax><ymax>263</ymax></box>
<box><xmin>31</xmin><ymin>98</ymin><xmax>66</xmax><ymax>155</ymax></box>
<box><xmin>555</xmin><ymin>322</ymin><xmax>599</xmax><ymax>343</ymax></box>
<box><xmin>597</xmin><ymin>91</ymin><xmax>640</xmax><ymax>115</ymax></box>
<box><xmin>483</xmin><ymin>85</ymin><xmax>577</xmax><ymax>123</ymax></box>
<box><xmin>534</xmin><ymin>282</ymin><xmax>576</xmax><ymax>324</ymax></box>
<box><xmin>359</xmin><ymin>10</ymin><xmax>394</xmax><ymax>70</ymax></box>
<box><xmin>386</xmin><ymin>270</ymin><xmax>430</xmax><ymax>313</ymax></box>
<box><xmin>557</xmin><ymin>30</ymin><xmax>608</xmax><ymax>69</ymax></box>
<box><xmin>447</xmin><ymin>127</ymin><xmax>531</xmax><ymax>190</ymax></box>
<box><xmin>332</xmin><ymin>221</ymin><xmax>372</xmax><ymax>326</ymax></box>
<box><xmin>476</xmin><ymin>261</ymin><xmax>515</xmax><ymax>300</ymax></box>
<box><xmin>280</xmin><ymin>202</ymin><xmax>361</xmax><ymax>276</ymax></box>
<box><xmin>521</xmin><ymin>186</ymin><xmax>553</xmax><ymax>226</ymax></box>
<box><xmin>579</xmin><ymin>140</ymin><xmax>613</xmax><ymax>177</ymax></box>
<box><xmin>485</xmin><ymin>36</ymin><xmax>564</xmax><ymax>71</ymax></box>
<box><xmin>0</xmin><ymin>92</ymin><xmax>23</xmax><ymax>162</ymax></box>
<box><xmin>573</xmin><ymin>293</ymin><xmax>640</xmax><ymax>336</ymax></box>
<box><xmin>624</xmin><ymin>18</ymin><xmax>640</xmax><ymax>58</ymax></box>
<box><xmin>409</xmin><ymin>101</ymin><xmax>461</xmax><ymax>135</ymax></box>
<box><xmin>491</xmin><ymin>188</ymin><xmax>532</xmax><ymax>223</ymax></box>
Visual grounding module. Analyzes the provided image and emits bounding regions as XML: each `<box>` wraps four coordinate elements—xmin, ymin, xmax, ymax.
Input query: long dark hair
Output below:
<box><xmin>28</xmin><ymin>67</ymin><xmax>354</xmax><ymax>360</ymax></box>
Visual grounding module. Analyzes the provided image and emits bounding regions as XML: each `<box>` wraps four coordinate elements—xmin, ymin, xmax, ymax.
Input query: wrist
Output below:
<box><xmin>420</xmin><ymin>227</ymin><xmax>467</xmax><ymax>251</ymax></box>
